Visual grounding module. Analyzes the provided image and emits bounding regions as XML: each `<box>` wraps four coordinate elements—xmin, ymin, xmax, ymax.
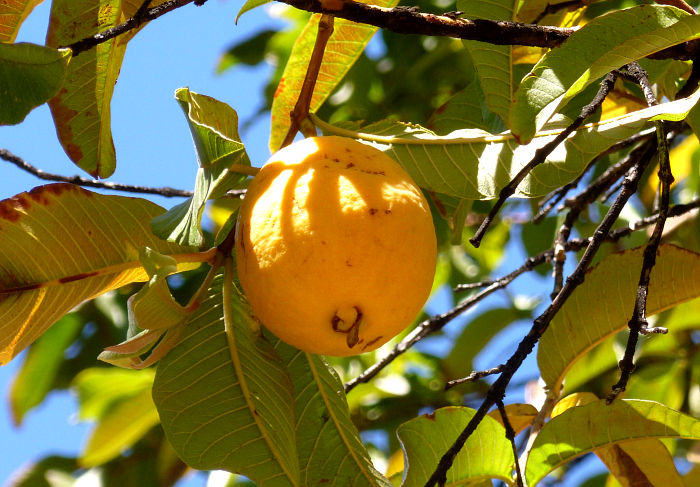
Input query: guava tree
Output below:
<box><xmin>3</xmin><ymin>0</ymin><xmax>700</xmax><ymax>486</ymax></box>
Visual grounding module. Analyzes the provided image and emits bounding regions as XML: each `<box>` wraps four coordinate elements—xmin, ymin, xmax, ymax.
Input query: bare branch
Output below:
<box><xmin>496</xmin><ymin>400</ymin><xmax>524</xmax><ymax>487</ymax></box>
<box><xmin>445</xmin><ymin>365</ymin><xmax>505</xmax><ymax>389</ymax></box>
<box><xmin>1</xmin><ymin>148</ymin><xmax>193</xmax><ymax>198</ymax></box>
<box><xmin>470</xmin><ymin>71</ymin><xmax>618</xmax><ymax>248</ymax></box>
<box><xmin>424</xmin><ymin>142</ymin><xmax>657</xmax><ymax>487</ymax></box>
<box><xmin>280</xmin><ymin>0</ymin><xmax>574</xmax><ymax>47</ymax></box>
<box><xmin>63</xmin><ymin>0</ymin><xmax>208</xmax><ymax>56</ymax></box>
<box><xmin>608</xmin><ymin>64</ymin><xmax>672</xmax><ymax>402</ymax></box>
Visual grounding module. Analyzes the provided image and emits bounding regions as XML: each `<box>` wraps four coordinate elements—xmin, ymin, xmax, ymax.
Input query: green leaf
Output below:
<box><xmin>538</xmin><ymin>244</ymin><xmax>700</xmax><ymax>397</ymax></box>
<box><xmin>510</xmin><ymin>4</ymin><xmax>697</xmax><ymax>143</ymax></box>
<box><xmin>73</xmin><ymin>368</ymin><xmax>159</xmax><ymax>467</ymax></box>
<box><xmin>152</xmin><ymin>278</ymin><xmax>300</xmax><ymax>486</ymax></box>
<box><xmin>0</xmin><ymin>42</ymin><xmax>70</xmax><ymax>125</ymax></box>
<box><xmin>9</xmin><ymin>312</ymin><xmax>82</xmax><ymax>425</ymax></box>
<box><xmin>0</xmin><ymin>183</ymin><xmax>200</xmax><ymax>365</ymax></box>
<box><xmin>314</xmin><ymin>88</ymin><xmax>700</xmax><ymax>199</ymax></box>
<box><xmin>525</xmin><ymin>399</ymin><xmax>700</xmax><ymax>486</ymax></box>
<box><xmin>0</xmin><ymin>0</ymin><xmax>44</xmax><ymax>43</ymax></box>
<box><xmin>428</xmin><ymin>79</ymin><xmax>505</xmax><ymax>134</ymax></box>
<box><xmin>269</xmin><ymin>0</ymin><xmax>400</xmax><ymax>152</ymax></box>
<box><xmin>397</xmin><ymin>406</ymin><xmax>514</xmax><ymax>486</ymax></box>
<box><xmin>217</xmin><ymin>30</ymin><xmax>277</xmax><ymax>73</ymax></box>
<box><xmin>151</xmin><ymin>88</ymin><xmax>251</xmax><ymax>247</ymax></box>
<box><xmin>458</xmin><ymin>0</ymin><xmax>516</xmax><ymax>124</ymax></box>
<box><xmin>45</xmin><ymin>1</ymin><xmax>167</xmax><ymax>177</ymax></box>
<box><xmin>236</xmin><ymin>0</ymin><xmax>272</xmax><ymax>23</ymax></box>
<box><xmin>274</xmin><ymin>343</ymin><xmax>392</xmax><ymax>486</ymax></box>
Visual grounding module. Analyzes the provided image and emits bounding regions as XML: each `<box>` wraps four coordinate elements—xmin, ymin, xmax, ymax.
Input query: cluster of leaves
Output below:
<box><xmin>3</xmin><ymin>0</ymin><xmax>700</xmax><ymax>487</ymax></box>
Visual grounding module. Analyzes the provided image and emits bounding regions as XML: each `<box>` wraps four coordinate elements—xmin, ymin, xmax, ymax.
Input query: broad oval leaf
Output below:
<box><xmin>314</xmin><ymin>88</ymin><xmax>700</xmax><ymax>199</ymax></box>
<box><xmin>0</xmin><ymin>42</ymin><xmax>70</xmax><ymax>125</ymax></box>
<box><xmin>525</xmin><ymin>399</ymin><xmax>700</xmax><ymax>486</ymax></box>
<box><xmin>274</xmin><ymin>343</ymin><xmax>392</xmax><ymax>486</ymax></box>
<box><xmin>152</xmin><ymin>279</ymin><xmax>301</xmax><ymax>486</ymax></box>
<box><xmin>269</xmin><ymin>0</ymin><xmax>399</xmax><ymax>152</ymax></box>
<box><xmin>0</xmin><ymin>183</ymin><xmax>201</xmax><ymax>365</ymax></box>
<box><xmin>0</xmin><ymin>0</ymin><xmax>44</xmax><ymax>43</ymax></box>
<box><xmin>538</xmin><ymin>244</ymin><xmax>700</xmax><ymax>397</ymax></box>
<box><xmin>457</xmin><ymin>0</ymin><xmax>516</xmax><ymax>124</ymax></box>
<box><xmin>10</xmin><ymin>312</ymin><xmax>82</xmax><ymax>424</ymax></box>
<box><xmin>46</xmin><ymin>1</ymin><xmax>167</xmax><ymax>177</ymax></box>
<box><xmin>510</xmin><ymin>4</ymin><xmax>699</xmax><ymax>143</ymax></box>
<box><xmin>551</xmin><ymin>393</ymin><xmax>685</xmax><ymax>487</ymax></box>
<box><xmin>151</xmin><ymin>88</ymin><xmax>252</xmax><ymax>247</ymax></box>
<box><xmin>73</xmin><ymin>368</ymin><xmax>159</xmax><ymax>467</ymax></box>
<box><xmin>397</xmin><ymin>406</ymin><xmax>514</xmax><ymax>486</ymax></box>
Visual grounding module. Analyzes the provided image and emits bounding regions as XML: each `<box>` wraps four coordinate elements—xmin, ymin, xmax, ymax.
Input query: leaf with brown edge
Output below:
<box><xmin>526</xmin><ymin>399</ymin><xmax>696</xmax><ymax>487</ymax></box>
<box><xmin>45</xmin><ymin>0</ymin><xmax>168</xmax><ymax>177</ymax></box>
<box><xmin>269</xmin><ymin>0</ymin><xmax>399</xmax><ymax>153</ymax></box>
<box><xmin>0</xmin><ymin>183</ymin><xmax>206</xmax><ymax>365</ymax></box>
<box><xmin>0</xmin><ymin>0</ymin><xmax>44</xmax><ymax>43</ymax></box>
<box><xmin>538</xmin><ymin>244</ymin><xmax>700</xmax><ymax>397</ymax></box>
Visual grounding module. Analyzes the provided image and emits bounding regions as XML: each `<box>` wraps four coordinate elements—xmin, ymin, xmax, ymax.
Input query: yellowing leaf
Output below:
<box><xmin>526</xmin><ymin>399</ymin><xmax>700</xmax><ymax>486</ymax></box>
<box><xmin>551</xmin><ymin>392</ymin><xmax>599</xmax><ymax>417</ymax></box>
<box><xmin>643</xmin><ymin>133</ymin><xmax>698</xmax><ymax>203</ymax></box>
<box><xmin>269</xmin><ymin>0</ymin><xmax>399</xmax><ymax>152</ymax></box>
<box><xmin>46</xmin><ymin>1</ymin><xmax>167</xmax><ymax>177</ymax></box>
<box><xmin>0</xmin><ymin>183</ymin><xmax>204</xmax><ymax>365</ymax></box>
<box><xmin>538</xmin><ymin>245</ymin><xmax>700</xmax><ymax>396</ymax></box>
<box><xmin>0</xmin><ymin>0</ymin><xmax>44</xmax><ymax>43</ymax></box>
<box><xmin>397</xmin><ymin>407</ymin><xmax>514</xmax><ymax>486</ymax></box>
<box><xmin>488</xmin><ymin>403</ymin><xmax>538</xmax><ymax>435</ymax></box>
<box><xmin>549</xmin><ymin>394</ymin><xmax>685</xmax><ymax>487</ymax></box>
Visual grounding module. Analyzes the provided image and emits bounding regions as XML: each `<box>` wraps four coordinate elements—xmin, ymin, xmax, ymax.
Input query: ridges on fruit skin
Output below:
<box><xmin>235</xmin><ymin>136</ymin><xmax>437</xmax><ymax>356</ymax></box>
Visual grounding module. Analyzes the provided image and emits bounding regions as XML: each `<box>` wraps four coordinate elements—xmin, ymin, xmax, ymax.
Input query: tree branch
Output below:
<box><xmin>63</xmin><ymin>0</ymin><xmax>208</xmax><ymax>56</ymax></box>
<box><xmin>1</xmin><ymin>148</ymin><xmax>194</xmax><ymax>198</ymax></box>
<box><xmin>608</xmin><ymin>64</ymin><xmax>672</xmax><ymax>402</ymax></box>
<box><xmin>470</xmin><ymin>70</ymin><xmax>618</xmax><ymax>248</ymax></box>
<box><xmin>280</xmin><ymin>0</ymin><xmax>574</xmax><ymax>47</ymax></box>
<box><xmin>424</xmin><ymin>142</ymin><xmax>657</xmax><ymax>487</ymax></box>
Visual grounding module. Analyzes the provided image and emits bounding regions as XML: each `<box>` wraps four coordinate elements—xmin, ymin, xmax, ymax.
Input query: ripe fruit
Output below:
<box><xmin>235</xmin><ymin>136</ymin><xmax>436</xmax><ymax>356</ymax></box>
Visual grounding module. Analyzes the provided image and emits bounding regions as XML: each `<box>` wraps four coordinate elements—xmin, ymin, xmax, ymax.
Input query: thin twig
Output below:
<box><xmin>445</xmin><ymin>365</ymin><xmax>505</xmax><ymax>389</ymax></box>
<box><xmin>1</xmin><ymin>149</ymin><xmax>194</xmax><ymax>198</ymax></box>
<box><xmin>63</xmin><ymin>0</ymin><xmax>208</xmax><ymax>56</ymax></box>
<box><xmin>344</xmin><ymin>254</ymin><xmax>548</xmax><ymax>393</ymax></box>
<box><xmin>424</xmin><ymin>142</ymin><xmax>657</xmax><ymax>487</ymax></box>
<box><xmin>346</xmin><ymin>193</ymin><xmax>699</xmax><ymax>395</ymax></box>
<box><xmin>608</xmin><ymin>65</ymin><xmax>672</xmax><ymax>403</ymax></box>
<box><xmin>470</xmin><ymin>71</ymin><xmax>618</xmax><ymax>248</ymax></box>
<box><xmin>496</xmin><ymin>400</ymin><xmax>524</xmax><ymax>487</ymax></box>
<box><xmin>551</xmin><ymin>135</ymin><xmax>656</xmax><ymax>297</ymax></box>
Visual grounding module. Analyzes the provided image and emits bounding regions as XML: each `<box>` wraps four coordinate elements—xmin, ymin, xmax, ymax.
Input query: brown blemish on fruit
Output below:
<box><xmin>369</xmin><ymin>208</ymin><xmax>378</xmax><ymax>215</ymax></box>
<box><xmin>384</xmin><ymin>209</ymin><xmax>392</xmax><ymax>214</ymax></box>
<box><xmin>331</xmin><ymin>306</ymin><xmax>363</xmax><ymax>348</ymax></box>
<box><xmin>345</xmin><ymin>260</ymin><xmax>353</xmax><ymax>267</ymax></box>
<box><xmin>346</xmin><ymin>162</ymin><xmax>355</xmax><ymax>169</ymax></box>
<box><xmin>362</xmin><ymin>336</ymin><xmax>383</xmax><ymax>350</ymax></box>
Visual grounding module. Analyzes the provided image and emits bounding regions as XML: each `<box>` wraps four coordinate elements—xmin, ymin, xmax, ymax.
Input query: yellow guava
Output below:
<box><xmin>235</xmin><ymin>136</ymin><xmax>437</xmax><ymax>356</ymax></box>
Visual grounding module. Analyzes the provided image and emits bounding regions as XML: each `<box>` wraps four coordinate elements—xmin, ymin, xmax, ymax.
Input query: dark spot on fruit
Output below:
<box><xmin>346</xmin><ymin>162</ymin><xmax>355</xmax><ymax>168</ymax></box>
<box><xmin>362</xmin><ymin>336</ymin><xmax>383</xmax><ymax>350</ymax></box>
<box><xmin>384</xmin><ymin>209</ymin><xmax>392</xmax><ymax>214</ymax></box>
<box><xmin>345</xmin><ymin>260</ymin><xmax>353</xmax><ymax>267</ymax></box>
<box><xmin>369</xmin><ymin>208</ymin><xmax>378</xmax><ymax>215</ymax></box>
